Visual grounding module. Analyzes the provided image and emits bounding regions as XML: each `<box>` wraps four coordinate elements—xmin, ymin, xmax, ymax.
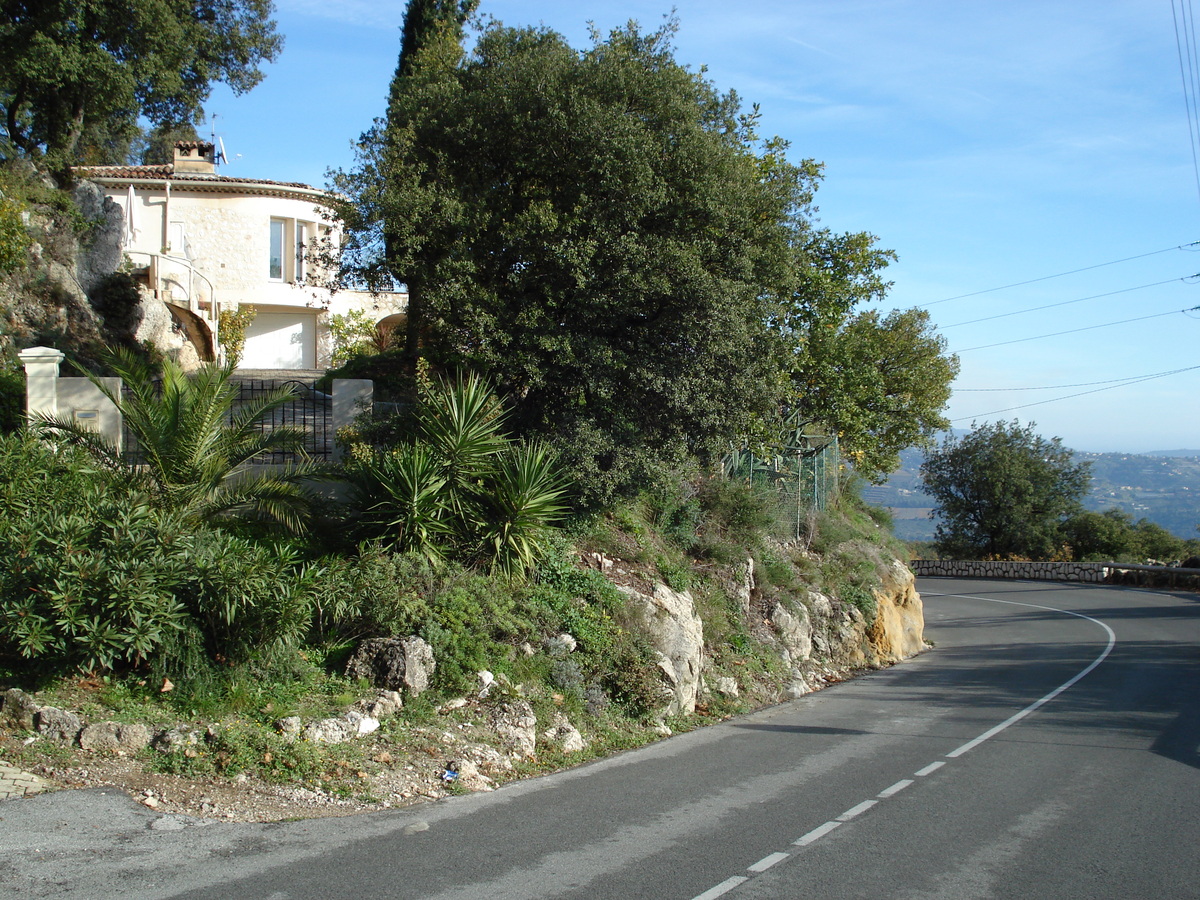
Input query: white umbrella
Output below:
<box><xmin>124</xmin><ymin>184</ymin><xmax>139</xmax><ymax>247</ymax></box>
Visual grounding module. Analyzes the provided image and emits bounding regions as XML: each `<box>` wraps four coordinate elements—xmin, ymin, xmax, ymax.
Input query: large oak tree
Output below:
<box><xmin>338</xmin><ymin>18</ymin><xmax>811</xmax><ymax>503</ymax></box>
<box><xmin>0</xmin><ymin>0</ymin><xmax>282</xmax><ymax>163</ymax></box>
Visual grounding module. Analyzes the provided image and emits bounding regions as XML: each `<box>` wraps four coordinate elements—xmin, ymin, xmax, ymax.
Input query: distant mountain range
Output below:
<box><xmin>865</xmin><ymin>446</ymin><xmax>1200</xmax><ymax>542</ymax></box>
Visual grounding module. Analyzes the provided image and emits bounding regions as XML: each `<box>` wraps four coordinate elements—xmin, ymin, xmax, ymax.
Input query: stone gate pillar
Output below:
<box><xmin>18</xmin><ymin>346</ymin><xmax>64</xmax><ymax>422</ymax></box>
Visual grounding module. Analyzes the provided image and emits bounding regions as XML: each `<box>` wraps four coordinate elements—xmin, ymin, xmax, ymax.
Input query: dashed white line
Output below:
<box><xmin>692</xmin><ymin>876</ymin><xmax>749</xmax><ymax>899</ymax></box>
<box><xmin>686</xmin><ymin>589</ymin><xmax>1117</xmax><ymax>900</ymax></box>
<box><xmin>747</xmin><ymin>852</ymin><xmax>790</xmax><ymax>873</ymax></box>
<box><xmin>837</xmin><ymin>799</ymin><xmax>878</xmax><ymax>821</ymax></box>
<box><xmin>877</xmin><ymin>778</ymin><xmax>914</xmax><ymax>798</ymax></box>
<box><xmin>793</xmin><ymin>821</ymin><xmax>842</xmax><ymax>846</ymax></box>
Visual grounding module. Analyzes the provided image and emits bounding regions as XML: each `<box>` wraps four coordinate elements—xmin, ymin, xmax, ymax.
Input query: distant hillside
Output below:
<box><xmin>867</xmin><ymin>447</ymin><xmax>1200</xmax><ymax>542</ymax></box>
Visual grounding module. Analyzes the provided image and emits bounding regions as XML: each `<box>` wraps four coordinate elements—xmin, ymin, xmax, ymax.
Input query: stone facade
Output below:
<box><xmin>910</xmin><ymin>559</ymin><xmax>1107</xmax><ymax>582</ymax></box>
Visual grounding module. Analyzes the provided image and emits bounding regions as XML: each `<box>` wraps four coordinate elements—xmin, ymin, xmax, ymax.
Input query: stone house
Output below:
<box><xmin>74</xmin><ymin>141</ymin><xmax>405</xmax><ymax>370</ymax></box>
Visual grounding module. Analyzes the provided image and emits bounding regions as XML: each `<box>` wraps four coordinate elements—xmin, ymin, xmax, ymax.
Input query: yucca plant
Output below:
<box><xmin>39</xmin><ymin>349</ymin><xmax>319</xmax><ymax>533</ymax></box>
<box><xmin>475</xmin><ymin>441</ymin><xmax>570</xmax><ymax>575</ymax></box>
<box><xmin>347</xmin><ymin>371</ymin><xmax>571</xmax><ymax>574</ymax></box>
<box><xmin>415</xmin><ymin>370</ymin><xmax>509</xmax><ymax>517</ymax></box>
<box><xmin>351</xmin><ymin>443</ymin><xmax>453</xmax><ymax>566</ymax></box>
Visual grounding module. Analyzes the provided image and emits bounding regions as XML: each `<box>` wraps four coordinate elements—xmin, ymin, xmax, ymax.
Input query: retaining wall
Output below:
<box><xmin>910</xmin><ymin>560</ymin><xmax>1107</xmax><ymax>582</ymax></box>
<box><xmin>911</xmin><ymin>559</ymin><xmax>1200</xmax><ymax>590</ymax></box>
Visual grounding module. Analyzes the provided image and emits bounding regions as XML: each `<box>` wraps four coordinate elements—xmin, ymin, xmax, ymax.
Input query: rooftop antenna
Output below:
<box><xmin>209</xmin><ymin>114</ymin><xmax>229</xmax><ymax>169</ymax></box>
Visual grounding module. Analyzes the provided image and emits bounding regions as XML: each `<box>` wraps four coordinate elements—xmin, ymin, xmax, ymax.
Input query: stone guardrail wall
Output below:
<box><xmin>910</xmin><ymin>560</ymin><xmax>1107</xmax><ymax>582</ymax></box>
<box><xmin>911</xmin><ymin>559</ymin><xmax>1200</xmax><ymax>589</ymax></box>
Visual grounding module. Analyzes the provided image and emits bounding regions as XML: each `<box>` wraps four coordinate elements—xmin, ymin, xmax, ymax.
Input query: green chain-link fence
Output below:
<box><xmin>722</xmin><ymin>433</ymin><xmax>840</xmax><ymax>541</ymax></box>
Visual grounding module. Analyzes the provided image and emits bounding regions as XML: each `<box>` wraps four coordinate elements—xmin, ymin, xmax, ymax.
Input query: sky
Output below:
<box><xmin>205</xmin><ymin>0</ymin><xmax>1200</xmax><ymax>455</ymax></box>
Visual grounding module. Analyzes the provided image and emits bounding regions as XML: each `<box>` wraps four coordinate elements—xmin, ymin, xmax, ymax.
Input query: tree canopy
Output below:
<box><xmin>0</xmin><ymin>0</ymin><xmax>283</xmax><ymax>163</ymax></box>
<box><xmin>785</xmin><ymin>298</ymin><xmax>959</xmax><ymax>482</ymax></box>
<box><xmin>339</xmin><ymin>18</ymin><xmax>811</xmax><ymax>503</ymax></box>
<box><xmin>337</xmin><ymin>9</ymin><xmax>959</xmax><ymax>504</ymax></box>
<box><xmin>921</xmin><ymin>421</ymin><xmax>1092</xmax><ymax>560</ymax></box>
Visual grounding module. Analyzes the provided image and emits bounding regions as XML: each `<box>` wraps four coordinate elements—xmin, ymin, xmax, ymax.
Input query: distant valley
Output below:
<box><xmin>866</xmin><ymin>447</ymin><xmax>1200</xmax><ymax>542</ymax></box>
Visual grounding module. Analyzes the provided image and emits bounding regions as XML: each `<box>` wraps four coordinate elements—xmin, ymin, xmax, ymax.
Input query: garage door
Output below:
<box><xmin>240</xmin><ymin>310</ymin><xmax>316</xmax><ymax>369</ymax></box>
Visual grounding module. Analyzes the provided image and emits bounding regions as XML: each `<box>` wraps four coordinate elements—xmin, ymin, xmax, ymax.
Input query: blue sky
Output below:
<box><xmin>208</xmin><ymin>0</ymin><xmax>1200</xmax><ymax>454</ymax></box>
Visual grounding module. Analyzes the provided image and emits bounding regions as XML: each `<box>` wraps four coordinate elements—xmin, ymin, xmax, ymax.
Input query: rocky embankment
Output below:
<box><xmin>0</xmin><ymin>551</ymin><xmax>925</xmax><ymax>822</ymax></box>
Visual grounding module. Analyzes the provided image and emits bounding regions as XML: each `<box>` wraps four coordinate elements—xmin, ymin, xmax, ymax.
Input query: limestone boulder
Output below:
<box><xmin>542</xmin><ymin>713</ymin><xmax>586</xmax><ymax>754</ymax></box>
<box><xmin>616</xmin><ymin>581</ymin><xmax>704</xmax><ymax>717</ymax></box>
<box><xmin>35</xmin><ymin>707</ymin><xmax>82</xmax><ymax>742</ymax></box>
<box><xmin>78</xmin><ymin>721</ymin><xmax>151</xmax><ymax>752</ymax></box>
<box><xmin>771</xmin><ymin>601</ymin><xmax>813</xmax><ymax>665</ymax></box>
<box><xmin>0</xmin><ymin>688</ymin><xmax>41</xmax><ymax>731</ymax></box>
<box><xmin>345</xmin><ymin>636</ymin><xmax>436</xmax><ymax>696</ymax></box>
<box><xmin>489</xmin><ymin>701</ymin><xmax>538</xmax><ymax>758</ymax></box>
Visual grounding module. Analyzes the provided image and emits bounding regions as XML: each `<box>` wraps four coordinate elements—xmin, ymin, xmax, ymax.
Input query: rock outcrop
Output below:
<box><xmin>616</xmin><ymin>582</ymin><xmax>704</xmax><ymax>717</ymax></box>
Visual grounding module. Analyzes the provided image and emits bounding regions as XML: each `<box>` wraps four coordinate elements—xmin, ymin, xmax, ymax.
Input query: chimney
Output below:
<box><xmin>173</xmin><ymin>141</ymin><xmax>216</xmax><ymax>174</ymax></box>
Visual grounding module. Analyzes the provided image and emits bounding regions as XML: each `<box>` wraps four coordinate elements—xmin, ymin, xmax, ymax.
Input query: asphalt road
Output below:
<box><xmin>3</xmin><ymin>578</ymin><xmax>1197</xmax><ymax>899</ymax></box>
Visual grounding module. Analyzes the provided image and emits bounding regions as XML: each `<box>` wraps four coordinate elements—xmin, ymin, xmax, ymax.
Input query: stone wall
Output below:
<box><xmin>910</xmin><ymin>559</ymin><xmax>1107</xmax><ymax>582</ymax></box>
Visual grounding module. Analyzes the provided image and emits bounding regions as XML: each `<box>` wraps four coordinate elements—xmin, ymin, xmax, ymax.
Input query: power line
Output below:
<box><xmin>939</xmin><ymin>276</ymin><xmax>1195</xmax><ymax>329</ymax></box>
<box><xmin>954</xmin><ymin>364</ymin><xmax>1200</xmax><ymax>392</ymax></box>
<box><xmin>919</xmin><ymin>242</ymin><xmax>1199</xmax><ymax>308</ymax></box>
<box><xmin>953</xmin><ymin>364</ymin><xmax>1200</xmax><ymax>422</ymax></box>
<box><xmin>954</xmin><ymin>306</ymin><xmax>1200</xmax><ymax>353</ymax></box>
<box><xmin>1174</xmin><ymin>0</ymin><xmax>1200</xmax><ymax>206</ymax></box>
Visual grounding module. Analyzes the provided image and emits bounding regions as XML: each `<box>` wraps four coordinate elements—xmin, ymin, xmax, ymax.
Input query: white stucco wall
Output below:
<box><xmin>96</xmin><ymin>177</ymin><xmax>408</xmax><ymax>370</ymax></box>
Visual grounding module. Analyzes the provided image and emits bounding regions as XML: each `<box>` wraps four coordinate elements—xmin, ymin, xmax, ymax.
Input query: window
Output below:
<box><xmin>269</xmin><ymin>218</ymin><xmax>285</xmax><ymax>280</ymax></box>
<box><xmin>269</xmin><ymin>217</ymin><xmax>322</xmax><ymax>283</ymax></box>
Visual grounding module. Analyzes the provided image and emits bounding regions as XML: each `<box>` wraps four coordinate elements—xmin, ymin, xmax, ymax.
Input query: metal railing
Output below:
<box><xmin>120</xmin><ymin>376</ymin><xmax>334</xmax><ymax>465</ymax></box>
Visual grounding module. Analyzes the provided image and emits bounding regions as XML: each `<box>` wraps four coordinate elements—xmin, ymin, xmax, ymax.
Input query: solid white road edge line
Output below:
<box><xmin>688</xmin><ymin>589</ymin><xmax>1116</xmax><ymax>900</ymax></box>
<box><xmin>922</xmin><ymin>591</ymin><xmax>1117</xmax><ymax>759</ymax></box>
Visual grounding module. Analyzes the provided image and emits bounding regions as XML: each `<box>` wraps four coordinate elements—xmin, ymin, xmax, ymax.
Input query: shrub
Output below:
<box><xmin>173</xmin><ymin>531</ymin><xmax>312</xmax><ymax>664</ymax></box>
<box><xmin>0</xmin><ymin>433</ymin><xmax>191</xmax><ymax>671</ymax></box>
<box><xmin>0</xmin><ymin>367</ymin><xmax>23</xmax><ymax>433</ymax></box>
<box><xmin>308</xmin><ymin>547</ymin><xmax>435</xmax><ymax>644</ymax></box>
<box><xmin>0</xmin><ymin>196</ymin><xmax>29</xmax><ymax>274</ymax></box>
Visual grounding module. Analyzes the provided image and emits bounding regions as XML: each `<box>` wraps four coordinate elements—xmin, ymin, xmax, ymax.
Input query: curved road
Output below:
<box><xmin>3</xmin><ymin>578</ymin><xmax>1198</xmax><ymax>899</ymax></box>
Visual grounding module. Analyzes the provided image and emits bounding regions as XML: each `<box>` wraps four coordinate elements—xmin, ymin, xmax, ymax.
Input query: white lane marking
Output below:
<box><xmin>878</xmin><ymin>778</ymin><xmax>914</xmax><ymax>798</ymax></box>
<box><xmin>692</xmin><ymin>876</ymin><xmax>748</xmax><ymax>899</ymax></box>
<box><xmin>793</xmin><ymin>821</ymin><xmax>842</xmax><ymax>846</ymax></box>
<box><xmin>837</xmin><ymin>799</ymin><xmax>878</xmax><ymax>821</ymax></box>
<box><xmin>690</xmin><ymin>589</ymin><xmax>1116</xmax><ymax>900</ymax></box>
<box><xmin>747</xmin><ymin>852</ymin><xmax>790</xmax><ymax>873</ymax></box>
<box><xmin>922</xmin><ymin>591</ymin><xmax>1117</xmax><ymax>759</ymax></box>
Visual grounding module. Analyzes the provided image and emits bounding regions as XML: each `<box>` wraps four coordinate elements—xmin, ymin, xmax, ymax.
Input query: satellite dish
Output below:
<box><xmin>217</xmin><ymin>137</ymin><xmax>229</xmax><ymax>166</ymax></box>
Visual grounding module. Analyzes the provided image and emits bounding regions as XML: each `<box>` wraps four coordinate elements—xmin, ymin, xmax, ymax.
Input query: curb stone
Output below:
<box><xmin>0</xmin><ymin>760</ymin><xmax>47</xmax><ymax>800</ymax></box>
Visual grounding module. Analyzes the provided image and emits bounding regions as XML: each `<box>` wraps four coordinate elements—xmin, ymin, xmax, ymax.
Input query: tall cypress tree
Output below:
<box><xmin>385</xmin><ymin>0</ymin><xmax>479</xmax><ymax>373</ymax></box>
<box><xmin>394</xmin><ymin>0</ymin><xmax>479</xmax><ymax>81</ymax></box>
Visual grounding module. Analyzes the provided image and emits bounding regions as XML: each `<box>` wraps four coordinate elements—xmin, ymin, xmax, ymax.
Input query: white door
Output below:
<box><xmin>240</xmin><ymin>311</ymin><xmax>316</xmax><ymax>369</ymax></box>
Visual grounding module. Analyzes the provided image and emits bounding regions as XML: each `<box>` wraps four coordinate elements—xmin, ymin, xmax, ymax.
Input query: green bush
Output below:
<box><xmin>0</xmin><ymin>431</ymin><xmax>320</xmax><ymax>674</ymax></box>
<box><xmin>0</xmin><ymin>196</ymin><xmax>29</xmax><ymax>274</ymax></box>
<box><xmin>0</xmin><ymin>433</ymin><xmax>191</xmax><ymax>671</ymax></box>
<box><xmin>307</xmin><ymin>547</ymin><xmax>434</xmax><ymax>644</ymax></box>
<box><xmin>0</xmin><ymin>367</ymin><xmax>24</xmax><ymax>433</ymax></box>
<box><xmin>173</xmin><ymin>531</ymin><xmax>312</xmax><ymax>664</ymax></box>
<box><xmin>421</xmin><ymin>570</ymin><xmax>526</xmax><ymax>692</ymax></box>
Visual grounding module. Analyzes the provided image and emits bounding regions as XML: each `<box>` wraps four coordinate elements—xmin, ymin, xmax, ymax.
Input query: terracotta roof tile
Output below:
<box><xmin>72</xmin><ymin>164</ymin><xmax>315</xmax><ymax>191</ymax></box>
